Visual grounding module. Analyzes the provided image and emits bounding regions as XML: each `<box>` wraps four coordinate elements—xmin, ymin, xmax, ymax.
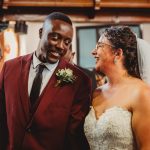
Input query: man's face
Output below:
<box><xmin>38</xmin><ymin>19</ymin><xmax>73</xmax><ymax>64</ymax></box>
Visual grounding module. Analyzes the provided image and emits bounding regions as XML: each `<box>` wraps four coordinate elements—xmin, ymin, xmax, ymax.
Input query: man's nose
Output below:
<box><xmin>56</xmin><ymin>40</ymin><xmax>68</xmax><ymax>56</ymax></box>
<box><xmin>56</xmin><ymin>39</ymin><xmax>64</xmax><ymax>49</ymax></box>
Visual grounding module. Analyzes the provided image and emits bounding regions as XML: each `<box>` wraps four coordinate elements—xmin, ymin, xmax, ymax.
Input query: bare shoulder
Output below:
<box><xmin>131</xmin><ymin>79</ymin><xmax>150</xmax><ymax>148</ymax></box>
<box><xmin>138</xmin><ymin>82</ymin><xmax>150</xmax><ymax>108</ymax></box>
<box><xmin>131</xmin><ymin>78</ymin><xmax>150</xmax><ymax>108</ymax></box>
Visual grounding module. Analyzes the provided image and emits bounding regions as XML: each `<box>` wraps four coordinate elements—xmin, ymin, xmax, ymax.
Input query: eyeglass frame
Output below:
<box><xmin>95</xmin><ymin>42</ymin><xmax>116</xmax><ymax>51</ymax></box>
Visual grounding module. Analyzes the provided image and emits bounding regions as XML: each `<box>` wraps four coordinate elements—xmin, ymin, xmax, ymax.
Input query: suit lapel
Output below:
<box><xmin>30</xmin><ymin>59</ymin><xmax>68</xmax><ymax>114</ymax></box>
<box><xmin>41</xmin><ymin>59</ymin><xmax>67</xmax><ymax>98</ymax></box>
<box><xmin>19</xmin><ymin>54</ymin><xmax>33</xmax><ymax>121</ymax></box>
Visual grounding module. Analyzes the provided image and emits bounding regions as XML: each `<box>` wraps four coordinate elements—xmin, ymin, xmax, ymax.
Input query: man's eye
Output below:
<box><xmin>52</xmin><ymin>35</ymin><xmax>59</xmax><ymax>40</ymax></box>
<box><xmin>64</xmin><ymin>39</ymin><xmax>72</xmax><ymax>46</ymax></box>
<box><xmin>49</xmin><ymin>33</ymin><xmax>59</xmax><ymax>40</ymax></box>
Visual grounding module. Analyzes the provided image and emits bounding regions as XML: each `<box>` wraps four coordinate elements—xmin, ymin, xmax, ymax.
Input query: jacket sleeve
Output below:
<box><xmin>64</xmin><ymin>74</ymin><xmax>92</xmax><ymax>150</ymax></box>
<box><xmin>0</xmin><ymin>63</ymin><xmax>8</xmax><ymax>149</ymax></box>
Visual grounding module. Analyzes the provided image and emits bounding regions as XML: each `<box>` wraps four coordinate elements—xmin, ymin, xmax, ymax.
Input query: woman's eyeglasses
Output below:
<box><xmin>95</xmin><ymin>42</ymin><xmax>115</xmax><ymax>50</ymax></box>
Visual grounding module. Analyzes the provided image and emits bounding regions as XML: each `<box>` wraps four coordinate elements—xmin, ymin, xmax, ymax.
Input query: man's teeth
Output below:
<box><xmin>50</xmin><ymin>52</ymin><xmax>59</xmax><ymax>57</ymax></box>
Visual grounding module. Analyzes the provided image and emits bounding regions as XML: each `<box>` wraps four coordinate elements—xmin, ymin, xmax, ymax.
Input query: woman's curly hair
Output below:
<box><xmin>103</xmin><ymin>26</ymin><xmax>141</xmax><ymax>79</ymax></box>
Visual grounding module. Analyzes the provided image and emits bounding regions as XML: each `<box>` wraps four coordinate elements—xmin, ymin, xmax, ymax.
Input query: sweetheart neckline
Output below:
<box><xmin>90</xmin><ymin>106</ymin><xmax>131</xmax><ymax>121</ymax></box>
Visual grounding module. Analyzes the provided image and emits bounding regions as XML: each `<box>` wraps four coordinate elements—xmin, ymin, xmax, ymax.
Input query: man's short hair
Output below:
<box><xmin>45</xmin><ymin>12</ymin><xmax>72</xmax><ymax>26</ymax></box>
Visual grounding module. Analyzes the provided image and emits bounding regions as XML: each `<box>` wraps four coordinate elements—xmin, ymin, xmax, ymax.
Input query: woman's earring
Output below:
<box><xmin>114</xmin><ymin>57</ymin><xmax>117</xmax><ymax>64</ymax></box>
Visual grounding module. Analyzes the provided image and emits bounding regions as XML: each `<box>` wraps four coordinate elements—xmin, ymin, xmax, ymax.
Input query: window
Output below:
<box><xmin>76</xmin><ymin>24</ymin><xmax>142</xmax><ymax>69</ymax></box>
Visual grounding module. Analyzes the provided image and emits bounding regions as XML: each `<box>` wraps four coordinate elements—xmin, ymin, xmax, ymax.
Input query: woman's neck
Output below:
<box><xmin>106</xmin><ymin>68</ymin><xmax>130</xmax><ymax>86</ymax></box>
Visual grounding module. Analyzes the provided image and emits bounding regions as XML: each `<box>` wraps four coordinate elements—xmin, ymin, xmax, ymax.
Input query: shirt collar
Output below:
<box><xmin>32</xmin><ymin>52</ymin><xmax>59</xmax><ymax>71</ymax></box>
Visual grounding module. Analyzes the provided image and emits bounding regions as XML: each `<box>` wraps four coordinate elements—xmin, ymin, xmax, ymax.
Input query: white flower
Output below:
<box><xmin>55</xmin><ymin>68</ymin><xmax>77</xmax><ymax>87</ymax></box>
<box><xmin>65</xmin><ymin>68</ymin><xmax>73</xmax><ymax>76</ymax></box>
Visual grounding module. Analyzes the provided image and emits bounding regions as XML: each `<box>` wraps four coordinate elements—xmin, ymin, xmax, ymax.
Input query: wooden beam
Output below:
<box><xmin>3</xmin><ymin>0</ymin><xmax>150</xmax><ymax>8</ymax></box>
<box><xmin>3</xmin><ymin>0</ymin><xmax>93</xmax><ymax>8</ymax></box>
<box><xmin>100</xmin><ymin>2</ymin><xmax>150</xmax><ymax>8</ymax></box>
<box><xmin>4</xmin><ymin>12</ymin><xmax>150</xmax><ymax>23</ymax></box>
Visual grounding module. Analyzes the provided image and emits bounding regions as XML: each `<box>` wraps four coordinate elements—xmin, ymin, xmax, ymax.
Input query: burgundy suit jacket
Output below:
<box><xmin>0</xmin><ymin>54</ymin><xmax>91</xmax><ymax>150</ymax></box>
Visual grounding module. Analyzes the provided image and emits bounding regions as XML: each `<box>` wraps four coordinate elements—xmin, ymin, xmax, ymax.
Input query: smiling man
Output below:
<box><xmin>0</xmin><ymin>12</ymin><xmax>91</xmax><ymax>150</ymax></box>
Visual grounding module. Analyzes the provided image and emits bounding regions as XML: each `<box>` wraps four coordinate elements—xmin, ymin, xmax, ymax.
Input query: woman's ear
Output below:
<box><xmin>115</xmin><ymin>48</ymin><xmax>123</xmax><ymax>56</ymax></box>
<box><xmin>39</xmin><ymin>28</ymin><xmax>43</xmax><ymax>39</ymax></box>
<box><xmin>114</xmin><ymin>48</ymin><xmax>124</xmax><ymax>58</ymax></box>
<box><xmin>113</xmin><ymin>48</ymin><xmax>124</xmax><ymax>64</ymax></box>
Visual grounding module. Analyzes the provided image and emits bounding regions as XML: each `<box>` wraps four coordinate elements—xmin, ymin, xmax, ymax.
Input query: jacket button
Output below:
<box><xmin>26</xmin><ymin>128</ymin><xmax>31</xmax><ymax>133</ymax></box>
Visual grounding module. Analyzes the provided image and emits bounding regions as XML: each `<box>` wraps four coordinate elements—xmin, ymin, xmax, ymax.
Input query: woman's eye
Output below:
<box><xmin>97</xmin><ymin>44</ymin><xmax>104</xmax><ymax>48</ymax></box>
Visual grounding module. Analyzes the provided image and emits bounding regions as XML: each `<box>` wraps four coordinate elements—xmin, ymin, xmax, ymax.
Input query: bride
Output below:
<box><xmin>84</xmin><ymin>26</ymin><xmax>150</xmax><ymax>150</ymax></box>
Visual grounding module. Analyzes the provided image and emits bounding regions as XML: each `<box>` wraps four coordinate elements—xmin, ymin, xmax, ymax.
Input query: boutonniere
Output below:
<box><xmin>55</xmin><ymin>68</ymin><xmax>77</xmax><ymax>87</ymax></box>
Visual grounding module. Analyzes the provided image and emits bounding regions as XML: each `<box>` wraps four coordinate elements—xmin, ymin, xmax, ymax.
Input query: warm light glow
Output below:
<box><xmin>4</xmin><ymin>28</ymin><xmax>18</xmax><ymax>61</ymax></box>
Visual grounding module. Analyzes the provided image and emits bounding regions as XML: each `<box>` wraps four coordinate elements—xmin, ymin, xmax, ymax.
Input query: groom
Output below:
<box><xmin>0</xmin><ymin>12</ymin><xmax>91</xmax><ymax>150</ymax></box>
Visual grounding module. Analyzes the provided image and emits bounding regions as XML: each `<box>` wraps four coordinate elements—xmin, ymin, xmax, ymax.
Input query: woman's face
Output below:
<box><xmin>92</xmin><ymin>35</ymin><xmax>115</xmax><ymax>72</ymax></box>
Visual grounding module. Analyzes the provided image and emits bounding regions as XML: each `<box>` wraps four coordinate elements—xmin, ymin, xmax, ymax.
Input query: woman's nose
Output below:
<box><xmin>91</xmin><ymin>48</ymin><xmax>97</xmax><ymax>55</ymax></box>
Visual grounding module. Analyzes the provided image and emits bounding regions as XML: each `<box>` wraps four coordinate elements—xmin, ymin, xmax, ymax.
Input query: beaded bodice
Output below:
<box><xmin>84</xmin><ymin>106</ymin><xmax>137</xmax><ymax>150</ymax></box>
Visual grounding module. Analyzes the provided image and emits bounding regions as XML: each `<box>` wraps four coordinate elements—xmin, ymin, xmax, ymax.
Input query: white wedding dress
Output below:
<box><xmin>84</xmin><ymin>106</ymin><xmax>137</xmax><ymax>150</ymax></box>
<box><xmin>83</xmin><ymin>38</ymin><xmax>149</xmax><ymax>150</ymax></box>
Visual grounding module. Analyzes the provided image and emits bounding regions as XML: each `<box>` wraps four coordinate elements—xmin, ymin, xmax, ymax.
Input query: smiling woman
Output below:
<box><xmin>84</xmin><ymin>26</ymin><xmax>150</xmax><ymax>150</ymax></box>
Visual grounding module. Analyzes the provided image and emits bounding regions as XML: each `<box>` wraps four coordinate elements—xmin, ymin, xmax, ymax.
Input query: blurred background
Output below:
<box><xmin>0</xmin><ymin>0</ymin><xmax>150</xmax><ymax>71</ymax></box>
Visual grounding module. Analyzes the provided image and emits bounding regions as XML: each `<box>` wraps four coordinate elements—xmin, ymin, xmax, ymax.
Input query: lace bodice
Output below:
<box><xmin>84</xmin><ymin>106</ymin><xmax>137</xmax><ymax>150</ymax></box>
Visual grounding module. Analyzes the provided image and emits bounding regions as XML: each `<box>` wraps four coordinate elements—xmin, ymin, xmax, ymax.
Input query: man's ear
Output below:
<box><xmin>72</xmin><ymin>52</ymin><xmax>75</xmax><ymax>57</ymax></box>
<box><xmin>39</xmin><ymin>28</ymin><xmax>43</xmax><ymax>39</ymax></box>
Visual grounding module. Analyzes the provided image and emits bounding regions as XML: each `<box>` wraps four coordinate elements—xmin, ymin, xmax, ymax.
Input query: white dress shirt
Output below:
<box><xmin>28</xmin><ymin>52</ymin><xmax>58</xmax><ymax>96</ymax></box>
